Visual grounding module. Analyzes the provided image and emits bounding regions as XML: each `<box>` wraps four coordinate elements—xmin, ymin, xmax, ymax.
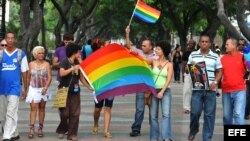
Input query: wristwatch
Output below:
<box><xmin>213</xmin><ymin>81</ymin><xmax>218</xmax><ymax>85</ymax></box>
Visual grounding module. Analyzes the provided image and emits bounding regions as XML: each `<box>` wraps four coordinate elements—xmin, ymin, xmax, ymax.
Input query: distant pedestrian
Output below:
<box><xmin>171</xmin><ymin>44</ymin><xmax>183</xmax><ymax>83</ymax></box>
<box><xmin>81</xmin><ymin>39</ymin><xmax>92</xmax><ymax>59</ymax></box>
<box><xmin>52</xmin><ymin>32</ymin><xmax>74</xmax><ymax>81</ymax></box>
<box><xmin>237</xmin><ymin>38</ymin><xmax>250</xmax><ymax>120</ymax></box>
<box><xmin>0</xmin><ymin>39</ymin><xmax>7</xmax><ymax>50</ymax></box>
<box><xmin>182</xmin><ymin>39</ymin><xmax>196</xmax><ymax>114</ymax></box>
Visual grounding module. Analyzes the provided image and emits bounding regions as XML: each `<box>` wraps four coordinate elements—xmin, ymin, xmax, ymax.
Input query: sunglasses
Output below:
<box><xmin>1</xmin><ymin>44</ymin><xmax>7</xmax><ymax>47</ymax></box>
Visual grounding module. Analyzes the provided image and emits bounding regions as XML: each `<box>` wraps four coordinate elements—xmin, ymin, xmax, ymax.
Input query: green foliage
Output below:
<box><xmin>6</xmin><ymin>1</ymin><xmax>21</xmax><ymax>36</ymax></box>
<box><xmin>41</xmin><ymin>1</ymin><xmax>59</xmax><ymax>49</ymax></box>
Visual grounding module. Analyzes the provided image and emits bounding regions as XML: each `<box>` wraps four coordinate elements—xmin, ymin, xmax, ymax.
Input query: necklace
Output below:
<box><xmin>35</xmin><ymin>60</ymin><xmax>44</xmax><ymax>70</ymax></box>
<box><xmin>157</xmin><ymin>59</ymin><xmax>167</xmax><ymax>69</ymax></box>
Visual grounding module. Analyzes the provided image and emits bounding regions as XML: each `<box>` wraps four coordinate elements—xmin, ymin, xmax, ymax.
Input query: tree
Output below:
<box><xmin>217</xmin><ymin>0</ymin><xmax>250</xmax><ymax>41</ymax></box>
<box><xmin>51</xmin><ymin>0</ymin><xmax>99</xmax><ymax>46</ymax></box>
<box><xmin>161</xmin><ymin>0</ymin><xmax>202</xmax><ymax>51</ymax></box>
<box><xmin>18</xmin><ymin>0</ymin><xmax>45</xmax><ymax>60</ymax></box>
<box><xmin>0</xmin><ymin>0</ymin><xmax>6</xmax><ymax>40</ymax></box>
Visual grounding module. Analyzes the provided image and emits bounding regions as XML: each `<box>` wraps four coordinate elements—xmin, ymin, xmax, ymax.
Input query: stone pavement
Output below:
<box><xmin>1</xmin><ymin>71</ymin><xmax>250</xmax><ymax>141</ymax></box>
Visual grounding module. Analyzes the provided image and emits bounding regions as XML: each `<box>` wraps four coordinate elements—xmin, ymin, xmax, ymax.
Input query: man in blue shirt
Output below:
<box><xmin>0</xmin><ymin>32</ymin><xmax>29</xmax><ymax>141</ymax></box>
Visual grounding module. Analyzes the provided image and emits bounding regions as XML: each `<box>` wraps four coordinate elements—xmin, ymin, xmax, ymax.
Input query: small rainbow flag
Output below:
<box><xmin>134</xmin><ymin>0</ymin><xmax>161</xmax><ymax>23</ymax></box>
<box><xmin>80</xmin><ymin>43</ymin><xmax>156</xmax><ymax>102</ymax></box>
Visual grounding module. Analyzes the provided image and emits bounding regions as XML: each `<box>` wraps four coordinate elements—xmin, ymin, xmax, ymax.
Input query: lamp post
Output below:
<box><xmin>0</xmin><ymin>0</ymin><xmax>6</xmax><ymax>40</ymax></box>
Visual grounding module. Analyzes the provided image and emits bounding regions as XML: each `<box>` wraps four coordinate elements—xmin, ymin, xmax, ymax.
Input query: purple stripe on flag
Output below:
<box><xmin>96</xmin><ymin>83</ymin><xmax>156</xmax><ymax>102</ymax></box>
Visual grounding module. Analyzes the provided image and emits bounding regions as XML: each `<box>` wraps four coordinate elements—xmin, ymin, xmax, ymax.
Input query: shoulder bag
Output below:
<box><xmin>53</xmin><ymin>75</ymin><xmax>74</xmax><ymax>108</ymax></box>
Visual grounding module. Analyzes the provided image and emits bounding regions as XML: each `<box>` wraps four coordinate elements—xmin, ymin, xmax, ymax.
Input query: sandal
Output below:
<box><xmin>103</xmin><ymin>131</ymin><xmax>112</xmax><ymax>138</ymax></box>
<box><xmin>28</xmin><ymin>124</ymin><xmax>35</xmax><ymax>139</ymax></box>
<box><xmin>38</xmin><ymin>123</ymin><xmax>43</xmax><ymax>137</ymax></box>
<box><xmin>92</xmin><ymin>126</ymin><xmax>98</xmax><ymax>135</ymax></box>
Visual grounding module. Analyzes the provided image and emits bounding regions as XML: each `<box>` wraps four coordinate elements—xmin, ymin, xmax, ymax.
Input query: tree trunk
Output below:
<box><xmin>51</xmin><ymin>0</ymin><xmax>73</xmax><ymax>46</ymax></box>
<box><xmin>18</xmin><ymin>0</ymin><xmax>44</xmax><ymax>60</ymax></box>
<box><xmin>217</xmin><ymin>0</ymin><xmax>242</xmax><ymax>39</ymax></box>
<box><xmin>0</xmin><ymin>0</ymin><xmax>6</xmax><ymax>40</ymax></box>
<box><xmin>236</xmin><ymin>0</ymin><xmax>250</xmax><ymax>41</ymax></box>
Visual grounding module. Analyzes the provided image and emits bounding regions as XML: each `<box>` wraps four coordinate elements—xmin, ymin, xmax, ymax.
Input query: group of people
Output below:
<box><xmin>0</xmin><ymin>28</ymin><xmax>249</xmax><ymax>141</ymax></box>
<box><xmin>180</xmin><ymin>36</ymin><xmax>249</xmax><ymax>141</ymax></box>
<box><xmin>126</xmin><ymin>26</ymin><xmax>250</xmax><ymax>141</ymax></box>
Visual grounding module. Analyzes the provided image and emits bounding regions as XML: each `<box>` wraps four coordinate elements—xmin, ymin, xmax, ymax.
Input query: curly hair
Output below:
<box><xmin>155</xmin><ymin>41</ymin><xmax>171</xmax><ymax>57</ymax></box>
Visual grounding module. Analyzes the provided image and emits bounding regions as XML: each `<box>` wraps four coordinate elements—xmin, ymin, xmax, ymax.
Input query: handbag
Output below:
<box><xmin>52</xmin><ymin>75</ymin><xmax>74</xmax><ymax>108</ymax></box>
<box><xmin>144</xmin><ymin>62</ymin><xmax>168</xmax><ymax>106</ymax></box>
<box><xmin>144</xmin><ymin>90</ymin><xmax>152</xmax><ymax>106</ymax></box>
<box><xmin>52</xmin><ymin>87</ymin><xmax>69</xmax><ymax>108</ymax></box>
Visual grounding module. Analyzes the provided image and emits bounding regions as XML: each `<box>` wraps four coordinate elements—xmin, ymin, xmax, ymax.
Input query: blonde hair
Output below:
<box><xmin>32</xmin><ymin>46</ymin><xmax>45</xmax><ymax>59</ymax></box>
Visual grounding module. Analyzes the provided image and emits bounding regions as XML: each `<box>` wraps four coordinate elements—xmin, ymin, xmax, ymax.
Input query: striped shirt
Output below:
<box><xmin>188</xmin><ymin>49</ymin><xmax>222</xmax><ymax>85</ymax></box>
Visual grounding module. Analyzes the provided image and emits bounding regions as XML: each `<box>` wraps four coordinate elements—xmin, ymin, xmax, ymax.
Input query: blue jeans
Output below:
<box><xmin>222</xmin><ymin>90</ymin><xmax>246</xmax><ymax>125</ymax></box>
<box><xmin>189</xmin><ymin>90</ymin><xmax>216</xmax><ymax>141</ymax></box>
<box><xmin>150</xmin><ymin>88</ymin><xmax>172</xmax><ymax>141</ymax></box>
<box><xmin>131</xmin><ymin>92</ymin><xmax>150</xmax><ymax>132</ymax></box>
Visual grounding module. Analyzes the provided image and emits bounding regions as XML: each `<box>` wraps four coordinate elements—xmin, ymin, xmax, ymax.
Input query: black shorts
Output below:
<box><xmin>95</xmin><ymin>97</ymin><xmax>114</xmax><ymax>108</ymax></box>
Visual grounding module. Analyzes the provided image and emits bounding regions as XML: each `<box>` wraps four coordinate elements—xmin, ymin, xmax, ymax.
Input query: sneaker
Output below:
<box><xmin>129</xmin><ymin>131</ymin><xmax>141</xmax><ymax>137</ymax></box>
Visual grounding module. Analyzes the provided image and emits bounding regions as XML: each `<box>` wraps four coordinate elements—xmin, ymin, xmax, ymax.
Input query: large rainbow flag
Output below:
<box><xmin>80</xmin><ymin>43</ymin><xmax>157</xmax><ymax>102</ymax></box>
<box><xmin>134</xmin><ymin>0</ymin><xmax>161</xmax><ymax>23</ymax></box>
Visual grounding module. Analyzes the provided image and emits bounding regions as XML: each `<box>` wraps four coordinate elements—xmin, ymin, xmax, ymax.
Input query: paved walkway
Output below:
<box><xmin>1</xmin><ymin>71</ymin><xmax>250</xmax><ymax>141</ymax></box>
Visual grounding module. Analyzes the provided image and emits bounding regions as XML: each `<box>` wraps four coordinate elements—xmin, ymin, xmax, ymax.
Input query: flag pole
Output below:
<box><xmin>128</xmin><ymin>0</ymin><xmax>140</xmax><ymax>26</ymax></box>
<box><xmin>79</xmin><ymin>67</ymin><xmax>98</xmax><ymax>103</ymax></box>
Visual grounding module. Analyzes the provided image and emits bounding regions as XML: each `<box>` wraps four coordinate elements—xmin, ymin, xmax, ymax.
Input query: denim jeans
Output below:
<box><xmin>131</xmin><ymin>92</ymin><xmax>150</xmax><ymax>132</ymax></box>
<box><xmin>150</xmin><ymin>88</ymin><xmax>172</xmax><ymax>141</ymax></box>
<box><xmin>222</xmin><ymin>90</ymin><xmax>246</xmax><ymax>125</ymax></box>
<box><xmin>189</xmin><ymin>90</ymin><xmax>216</xmax><ymax>141</ymax></box>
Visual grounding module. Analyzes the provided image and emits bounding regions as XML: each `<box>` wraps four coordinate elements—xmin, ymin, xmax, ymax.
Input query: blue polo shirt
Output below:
<box><xmin>188</xmin><ymin>49</ymin><xmax>222</xmax><ymax>85</ymax></box>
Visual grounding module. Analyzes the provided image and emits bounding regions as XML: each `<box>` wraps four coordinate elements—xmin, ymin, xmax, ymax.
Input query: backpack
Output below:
<box><xmin>0</xmin><ymin>48</ymin><xmax>22</xmax><ymax>65</ymax></box>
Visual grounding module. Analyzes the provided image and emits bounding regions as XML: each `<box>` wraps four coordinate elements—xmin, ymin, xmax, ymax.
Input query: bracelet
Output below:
<box><xmin>44</xmin><ymin>87</ymin><xmax>48</xmax><ymax>90</ymax></box>
<box><xmin>213</xmin><ymin>81</ymin><xmax>218</xmax><ymax>85</ymax></box>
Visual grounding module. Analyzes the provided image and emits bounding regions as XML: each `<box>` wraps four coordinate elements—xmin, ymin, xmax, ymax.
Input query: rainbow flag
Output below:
<box><xmin>80</xmin><ymin>43</ymin><xmax>156</xmax><ymax>102</ymax></box>
<box><xmin>134</xmin><ymin>0</ymin><xmax>161</xmax><ymax>23</ymax></box>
